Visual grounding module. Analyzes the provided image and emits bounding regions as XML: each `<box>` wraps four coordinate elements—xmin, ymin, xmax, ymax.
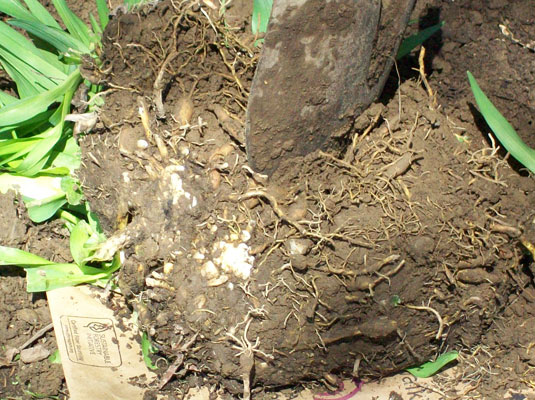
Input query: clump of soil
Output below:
<box><xmin>1</xmin><ymin>0</ymin><xmax>535</xmax><ymax>398</ymax></box>
<box><xmin>76</xmin><ymin>0</ymin><xmax>535</xmax><ymax>395</ymax></box>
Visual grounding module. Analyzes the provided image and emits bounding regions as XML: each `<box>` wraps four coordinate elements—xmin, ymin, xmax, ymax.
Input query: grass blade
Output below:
<box><xmin>0</xmin><ymin>49</ymin><xmax>59</xmax><ymax>94</ymax></box>
<box><xmin>51</xmin><ymin>0</ymin><xmax>91</xmax><ymax>47</ymax></box>
<box><xmin>397</xmin><ymin>21</ymin><xmax>444</xmax><ymax>59</ymax></box>
<box><xmin>407</xmin><ymin>351</ymin><xmax>458</xmax><ymax>378</ymax></box>
<box><xmin>0</xmin><ymin>60</ymin><xmax>41</xmax><ymax>98</ymax></box>
<box><xmin>89</xmin><ymin>13</ymin><xmax>103</xmax><ymax>36</ymax></box>
<box><xmin>9</xmin><ymin>19</ymin><xmax>90</xmax><ymax>55</ymax></box>
<box><xmin>467</xmin><ymin>71</ymin><xmax>535</xmax><ymax>174</ymax></box>
<box><xmin>95</xmin><ymin>0</ymin><xmax>109</xmax><ymax>30</ymax></box>
<box><xmin>15</xmin><ymin>125</ymin><xmax>62</xmax><ymax>176</ymax></box>
<box><xmin>252</xmin><ymin>0</ymin><xmax>272</xmax><ymax>35</ymax></box>
<box><xmin>22</xmin><ymin>0</ymin><xmax>61</xmax><ymax>28</ymax></box>
<box><xmin>0</xmin><ymin>68</ymin><xmax>81</xmax><ymax>126</ymax></box>
<box><xmin>0</xmin><ymin>245</ymin><xmax>54</xmax><ymax>266</ymax></box>
<box><xmin>0</xmin><ymin>91</ymin><xmax>18</xmax><ymax>106</ymax></box>
<box><xmin>0</xmin><ymin>0</ymin><xmax>38</xmax><ymax>23</ymax></box>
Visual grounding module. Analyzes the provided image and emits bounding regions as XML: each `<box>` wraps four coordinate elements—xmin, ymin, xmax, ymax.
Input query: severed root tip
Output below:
<box><xmin>240</xmin><ymin>351</ymin><xmax>255</xmax><ymax>400</ymax></box>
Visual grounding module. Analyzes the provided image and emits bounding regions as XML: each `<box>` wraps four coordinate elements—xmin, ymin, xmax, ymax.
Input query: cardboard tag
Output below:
<box><xmin>47</xmin><ymin>286</ymin><xmax>156</xmax><ymax>399</ymax></box>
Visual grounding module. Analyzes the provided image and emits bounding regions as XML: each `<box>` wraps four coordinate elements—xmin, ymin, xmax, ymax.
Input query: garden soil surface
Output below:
<box><xmin>1</xmin><ymin>0</ymin><xmax>535</xmax><ymax>399</ymax></box>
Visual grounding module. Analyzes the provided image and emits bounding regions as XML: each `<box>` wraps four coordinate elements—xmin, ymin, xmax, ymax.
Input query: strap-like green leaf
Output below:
<box><xmin>51</xmin><ymin>0</ymin><xmax>91</xmax><ymax>47</ymax></box>
<box><xmin>0</xmin><ymin>245</ymin><xmax>54</xmax><ymax>266</ymax></box>
<box><xmin>0</xmin><ymin>68</ymin><xmax>80</xmax><ymax>126</ymax></box>
<box><xmin>0</xmin><ymin>109</ymin><xmax>54</xmax><ymax>135</ymax></box>
<box><xmin>407</xmin><ymin>351</ymin><xmax>458</xmax><ymax>378</ymax></box>
<box><xmin>15</xmin><ymin>123</ymin><xmax>62</xmax><ymax>176</ymax></box>
<box><xmin>468</xmin><ymin>71</ymin><xmax>535</xmax><ymax>174</ymax></box>
<box><xmin>0</xmin><ymin>91</ymin><xmax>18</xmax><ymax>106</ymax></box>
<box><xmin>9</xmin><ymin>19</ymin><xmax>90</xmax><ymax>55</ymax></box>
<box><xmin>95</xmin><ymin>0</ymin><xmax>109</xmax><ymax>30</ymax></box>
<box><xmin>25</xmin><ymin>263</ymin><xmax>109</xmax><ymax>292</ymax></box>
<box><xmin>89</xmin><ymin>13</ymin><xmax>103</xmax><ymax>36</ymax></box>
<box><xmin>22</xmin><ymin>0</ymin><xmax>61</xmax><ymax>28</ymax></box>
<box><xmin>0</xmin><ymin>0</ymin><xmax>38</xmax><ymax>23</ymax></box>
<box><xmin>0</xmin><ymin>136</ymin><xmax>41</xmax><ymax>158</ymax></box>
<box><xmin>0</xmin><ymin>39</ymin><xmax>66</xmax><ymax>89</ymax></box>
<box><xmin>397</xmin><ymin>21</ymin><xmax>444</xmax><ymax>59</ymax></box>
<box><xmin>0</xmin><ymin>50</ymin><xmax>60</xmax><ymax>94</ymax></box>
<box><xmin>252</xmin><ymin>0</ymin><xmax>272</xmax><ymax>35</ymax></box>
<box><xmin>0</xmin><ymin>59</ymin><xmax>40</xmax><ymax>98</ymax></box>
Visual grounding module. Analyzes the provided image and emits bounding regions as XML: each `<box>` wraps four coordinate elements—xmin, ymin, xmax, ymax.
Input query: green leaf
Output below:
<box><xmin>0</xmin><ymin>173</ymin><xmax>64</xmax><ymax>198</ymax></box>
<box><xmin>37</xmin><ymin>48</ymin><xmax>70</xmax><ymax>74</ymax></box>
<box><xmin>48</xmin><ymin>349</ymin><xmax>62</xmax><ymax>364</ymax></box>
<box><xmin>0</xmin><ymin>0</ymin><xmax>39</xmax><ymax>23</ymax></box>
<box><xmin>141</xmin><ymin>331</ymin><xmax>158</xmax><ymax>370</ymax></box>
<box><xmin>397</xmin><ymin>21</ymin><xmax>444</xmax><ymax>59</ymax></box>
<box><xmin>89</xmin><ymin>13</ymin><xmax>103</xmax><ymax>36</ymax></box>
<box><xmin>61</xmin><ymin>176</ymin><xmax>83</xmax><ymax>205</ymax></box>
<box><xmin>407</xmin><ymin>351</ymin><xmax>459</xmax><ymax>378</ymax></box>
<box><xmin>24</xmin><ymin>263</ymin><xmax>110</xmax><ymax>292</ymax></box>
<box><xmin>0</xmin><ymin>137</ymin><xmax>44</xmax><ymax>167</ymax></box>
<box><xmin>468</xmin><ymin>71</ymin><xmax>535</xmax><ymax>174</ymax></box>
<box><xmin>252</xmin><ymin>0</ymin><xmax>272</xmax><ymax>35</ymax></box>
<box><xmin>9</xmin><ymin>19</ymin><xmax>90</xmax><ymax>55</ymax></box>
<box><xmin>15</xmin><ymin>124</ymin><xmax>62</xmax><ymax>176</ymax></box>
<box><xmin>95</xmin><ymin>0</ymin><xmax>109</xmax><ymax>30</ymax></box>
<box><xmin>26</xmin><ymin>195</ymin><xmax>67</xmax><ymax>222</ymax></box>
<box><xmin>0</xmin><ymin>68</ymin><xmax>81</xmax><ymax>126</ymax></box>
<box><xmin>0</xmin><ymin>245</ymin><xmax>54</xmax><ymax>266</ymax></box>
<box><xmin>70</xmin><ymin>220</ymin><xmax>91</xmax><ymax>266</ymax></box>
<box><xmin>0</xmin><ymin>109</ymin><xmax>54</xmax><ymax>134</ymax></box>
<box><xmin>0</xmin><ymin>240</ymin><xmax>119</xmax><ymax>291</ymax></box>
<box><xmin>51</xmin><ymin>0</ymin><xmax>91</xmax><ymax>47</ymax></box>
<box><xmin>0</xmin><ymin>21</ymin><xmax>67</xmax><ymax>88</ymax></box>
<box><xmin>0</xmin><ymin>91</ymin><xmax>18</xmax><ymax>106</ymax></box>
<box><xmin>47</xmin><ymin>151</ymin><xmax>79</xmax><ymax>175</ymax></box>
<box><xmin>0</xmin><ymin>59</ymin><xmax>40</xmax><ymax>98</ymax></box>
<box><xmin>22</xmin><ymin>0</ymin><xmax>61</xmax><ymax>29</ymax></box>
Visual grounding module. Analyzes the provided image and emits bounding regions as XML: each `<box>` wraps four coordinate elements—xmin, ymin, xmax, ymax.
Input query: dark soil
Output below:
<box><xmin>1</xmin><ymin>0</ymin><xmax>535</xmax><ymax>399</ymax></box>
<box><xmin>0</xmin><ymin>193</ymin><xmax>68</xmax><ymax>399</ymax></box>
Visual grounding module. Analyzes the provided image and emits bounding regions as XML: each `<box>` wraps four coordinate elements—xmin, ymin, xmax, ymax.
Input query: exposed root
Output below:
<box><xmin>417</xmin><ymin>46</ymin><xmax>437</xmax><ymax>109</ymax></box>
<box><xmin>157</xmin><ymin>333</ymin><xmax>198</xmax><ymax>390</ymax></box>
<box><xmin>405</xmin><ymin>303</ymin><xmax>445</xmax><ymax>340</ymax></box>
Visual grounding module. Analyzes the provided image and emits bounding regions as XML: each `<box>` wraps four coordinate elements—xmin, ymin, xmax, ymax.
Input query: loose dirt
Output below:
<box><xmin>1</xmin><ymin>0</ymin><xmax>535</xmax><ymax>399</ymax></box>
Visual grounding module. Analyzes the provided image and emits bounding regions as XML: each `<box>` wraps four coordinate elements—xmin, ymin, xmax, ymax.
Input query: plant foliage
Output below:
<box><xmin>468</xmin><ymin>71</ymin><xmax>535</xmax><ymax>174</ymax></box>
<box><xmin>406</xmin><ymin>351</ymin><xmax>459</xmax><ymax>378</ymax></box>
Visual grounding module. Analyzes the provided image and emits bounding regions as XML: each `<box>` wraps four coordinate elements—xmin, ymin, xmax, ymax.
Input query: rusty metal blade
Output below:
<box><xmin>245</xmin><ymin>0</ymin><xmax>416</xmax><ymax>175</ymax></box>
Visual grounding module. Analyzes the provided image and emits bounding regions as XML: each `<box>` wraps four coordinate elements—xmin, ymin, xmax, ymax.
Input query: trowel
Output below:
<box><xmin>245</xmin><ymin>0</ymin><xmax>417</xmax><ymax>175</ymax></box>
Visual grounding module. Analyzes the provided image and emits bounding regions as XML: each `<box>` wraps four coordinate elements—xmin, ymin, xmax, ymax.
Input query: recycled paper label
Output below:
<box><xmin>59</xmin><ymin>315</ymin><xmax>121</xmax><ymax>367</ymax></box>
<box><xmin>47</xmin><ymin>286</ymin><xmax>156</xmax><ymax>400</ymax></box>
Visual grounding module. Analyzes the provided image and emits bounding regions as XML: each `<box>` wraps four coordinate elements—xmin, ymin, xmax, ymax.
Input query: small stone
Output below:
<box><xmin>137</xmin><ymin>139</ymin><xmax>149</xmax><ymax>149</ymax></box>
<box><xmin>20</xmin><ymin>345</ymin><xmax>50</xmax><ymax>363</ymax></box>
<box><xmin>15</xmin><ymin>309</ymin><xmax>39</xmax><ymax>326</ymax></box>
